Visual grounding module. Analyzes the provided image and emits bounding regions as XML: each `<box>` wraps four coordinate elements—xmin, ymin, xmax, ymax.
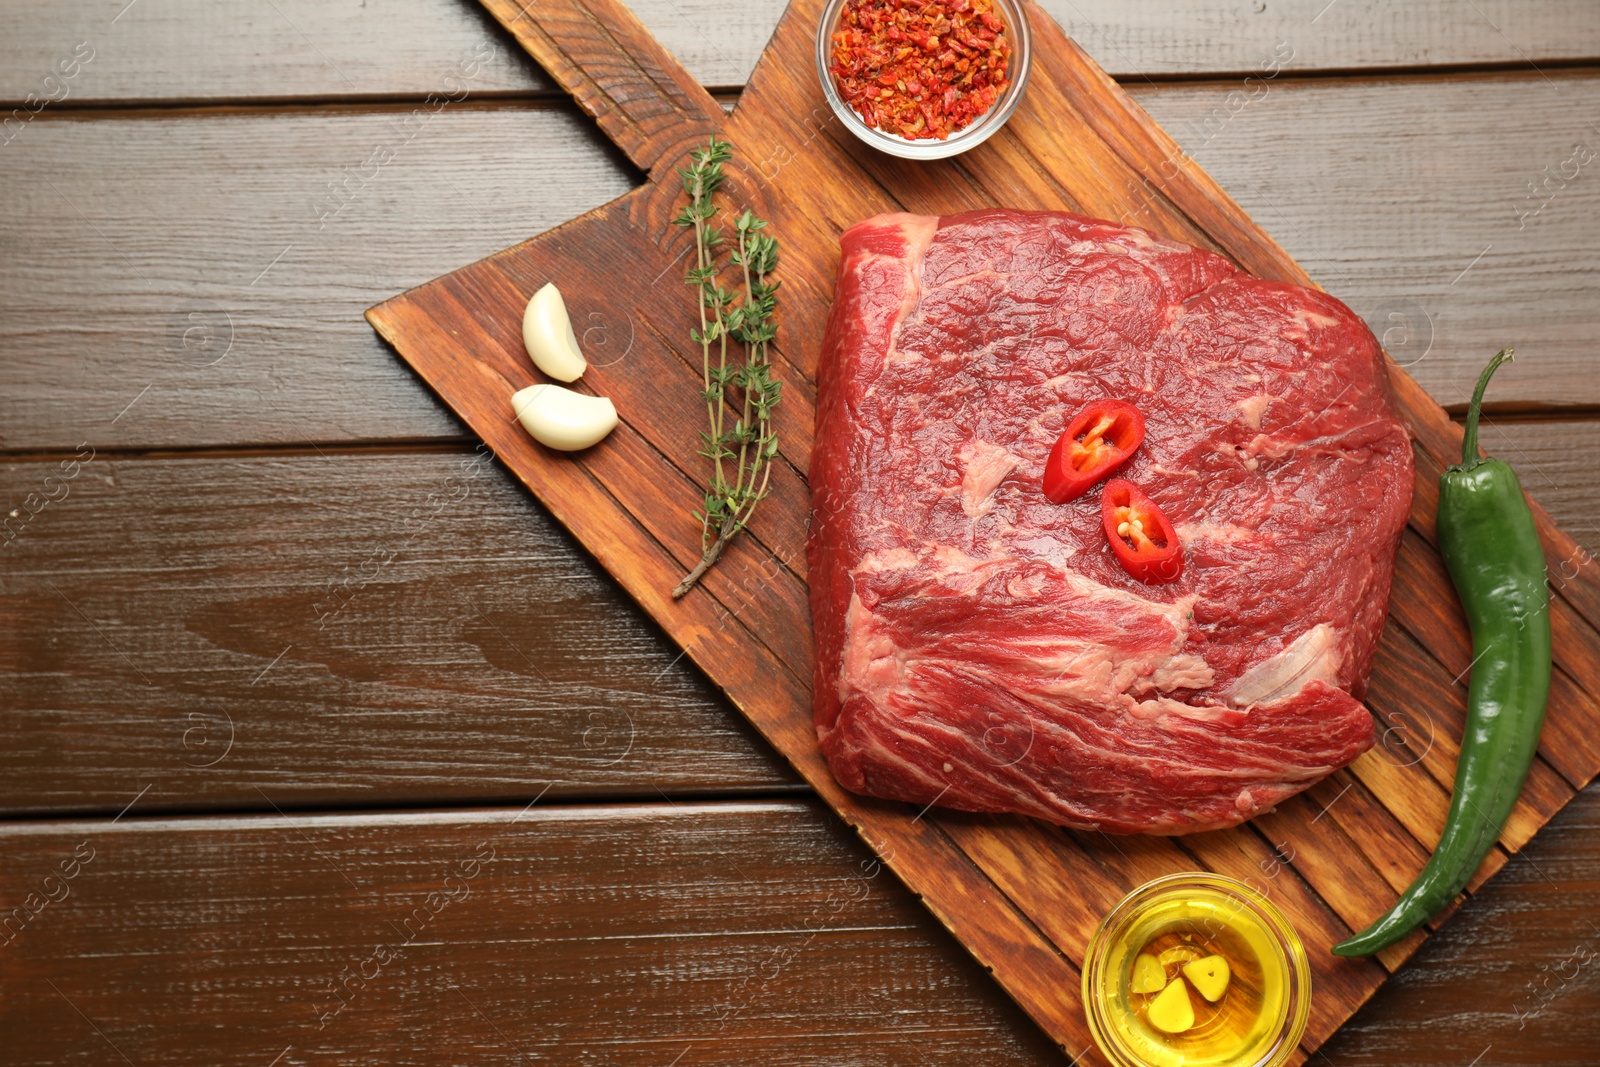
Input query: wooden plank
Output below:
<box><xmin>0</xmin><ymin>104</ymin><xmax>633</xmax><ymax>451</ymax></box>
<box><xmin>1043</xmin><ymin>0</ymin><xmax>1600</xmax><ymax>75</ymax></box>
<box><xmin>1135</xmin><ymin>69</ymin><xmax>1600</xmax><ymax>412</ymax></box>
<box><xmin>4</xmin><ymin>794</ymin><xmax>1595</xmax><ymax>1066</ymax></box>
<box><xmin>0</xmin><ymin>451</ymin><xmax>798</xmax><ymax>814</ymax></box>
<box><xmin>938</xmin><ymin>812</ymin><xmax>1128</xmax><ymax>967</ymax></box>
<box><xmin>1480</xmin><ymin>418</ymin><xmax>1600</xmax><ymax>554</ymax></box>
<box><xmin>5</xmin><ymin>76</ymin><xmax>1600</xmax><ymax>452</ymax></box>
<box><xmin>4</xmin><ymin>0</ymin><xmax>1600</xmax><ymax>108</ymax></box>
<box><xmin>0</xmin><ymin>800</ymin><xmax>1063</xmax><ymax>1066</ymax></box>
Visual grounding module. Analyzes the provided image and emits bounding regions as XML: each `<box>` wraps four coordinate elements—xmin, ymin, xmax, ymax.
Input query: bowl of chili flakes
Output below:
<box><xmin>816</xmin><ymin>0</ymin><xmax>1032</xmax><ymax>160</ymax></box>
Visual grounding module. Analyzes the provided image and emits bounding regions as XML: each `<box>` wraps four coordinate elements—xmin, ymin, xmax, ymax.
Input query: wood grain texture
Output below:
<box><xmin>1481</xmin><ymin>419</ymin><xmax>1600</xmax><ymax>553</ymax></box>
<box><xmin>3</xmin><ymin>794</ymin><xmax>1595</xmax><ymax>1067</ymax></box>
<box><xmin>0</xmin><ymin>450</ymin><xmax>798</xmax><ymax>815</ymax></box>
<box><xmin>1136</xmin><ymin>70</ymin><xmax>1600</xmax><ymax>412</ymax></box>
<box><xmin>3</xmin><ymin>0</ymin><xmax>1598</xmax><ymax>108</ymax></box>
<box><xmin>2</xmin><ymin>2</ymin><xmax>1597</xmax><ymax>1065</ymax></box>
<box><xmin>4</xmin><ymin>73</ymin><xmax>1598</xmax><ymax>452</ymax></box>
<box><xmin>2</xmin><ymin>440</ymin><xmax>1594</xmax><ymax>820</ymax></box>
<box><xmin>475</xmin><ymin>0</ymin><xmax>724</xmax><ymax>178</ymax></box>
<box><xmin>1320</xmin><ymin>783</ymin><xmax>1600</xmax><ymax>1067</ymax></box>
<box><xmin>363</xmin><ymin>0</ymin><xmax>1600</xmax><ymax>1057</ymax></box>
<box><xmin>0</xmin><ymin>105</ymin><xmax>634</xmax><ymax>450</ymax></box>
<box><xmin>0</xmin><ymin>801</ymin><xmax>1063</xmax><ymax>1067</ymax></box>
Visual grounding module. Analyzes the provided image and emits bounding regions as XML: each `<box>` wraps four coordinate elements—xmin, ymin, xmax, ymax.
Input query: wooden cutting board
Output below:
<box><xmin>367</xmin><ymin>0</ymin><xmax>1600</xmax><ymax>1059</ymax></box>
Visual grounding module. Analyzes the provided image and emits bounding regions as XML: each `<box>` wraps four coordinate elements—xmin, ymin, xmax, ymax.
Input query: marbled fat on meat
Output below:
<box><xmin>807</xmin><ymin>209</ymin><xmax>1413</xmax><ymax>835</ymax></box>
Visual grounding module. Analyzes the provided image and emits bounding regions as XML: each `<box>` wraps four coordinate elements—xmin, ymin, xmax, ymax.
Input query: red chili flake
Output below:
<box><xmin>830</xmin><ymin>0</ymin><xmax>1011</xmax><ymax>141</ymax></box>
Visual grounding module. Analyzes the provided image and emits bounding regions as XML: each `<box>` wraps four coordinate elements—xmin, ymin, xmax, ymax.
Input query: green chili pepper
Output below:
<box><xmin>1333</xmin><ymin>349</ymin><xmax>1551</xmax><ymax>958</ymax></box>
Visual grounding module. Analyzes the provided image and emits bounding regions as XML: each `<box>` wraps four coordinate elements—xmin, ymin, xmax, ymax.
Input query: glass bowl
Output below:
<box><xmin>1081</xmin><ymin>873</ymin><xmax>1312</xmax><ymax>1067</ymax></box>
<box><xmin>814</xmin><ymin>0</ymin><xmax>1033</xmax><ymax>161</ymax></box>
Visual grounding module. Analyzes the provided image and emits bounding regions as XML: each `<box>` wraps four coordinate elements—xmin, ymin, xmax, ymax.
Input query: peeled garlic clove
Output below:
<box><xmin>1181</xmin><ymin>954</ymin><xmax>1231</xmax><ymax>1003</ymax></box>
<box><xmin>1147</xmin><ymin>977</ymin><xmax>1195</xmax><ymax>1034</ymax></box>
<box><xmin>522</xmin><ymin>282</ymin><xmax>587</xmax><ymax>382</ymax></box>
<box><xmin>1130</xmin><ymin>953</ymin><xmax>1167</xmax><ymax>995</ymax></box>
<box><xmin>512</xmin><ymin>384</ymin><xmax>617</xmax><ymax>451</ymax></box>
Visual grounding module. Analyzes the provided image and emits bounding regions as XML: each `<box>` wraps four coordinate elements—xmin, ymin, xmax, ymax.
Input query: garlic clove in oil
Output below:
<box><xmin>512</xmin><ymin>384</ymin><xmax>617</xmax><ymax>451</ymax></box>
<box><xmin>1147</xmin><ymin>977</ymin><xmax>1195</xmax><ymax>1034</ymax></box>
<box><xmin>1182</xmin><ymin>954</ymin><xmax>1231</xmax><ymax>1003</ymax></box>
<box><xmin>522</xmin><ymin>282</ymin><xmax>587</xmax><ymax>382</ymax></box>
<box><xmin>1130</xmin><ymin>953</ymin><xmax>1167</xmax><ymax>995</ymax></box>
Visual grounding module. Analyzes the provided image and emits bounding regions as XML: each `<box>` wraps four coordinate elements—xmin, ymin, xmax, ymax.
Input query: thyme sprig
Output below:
<box><xmin>670</xmin><ymin>137</ymin><xmax>782</xmax><ymax>599</ymax></box>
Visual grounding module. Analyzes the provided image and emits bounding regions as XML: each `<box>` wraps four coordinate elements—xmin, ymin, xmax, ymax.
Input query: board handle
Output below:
<box><xmin>479</xmin><ymin>0</ymin><xmax>725</xmax><ymax>179</ymax></box>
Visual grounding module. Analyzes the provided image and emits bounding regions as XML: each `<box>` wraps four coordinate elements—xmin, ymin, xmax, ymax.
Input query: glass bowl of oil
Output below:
<box><xmin>1082</xmin><ymin>873</ymin><xmax>1311</xmax><ymax>1067</ymax></box>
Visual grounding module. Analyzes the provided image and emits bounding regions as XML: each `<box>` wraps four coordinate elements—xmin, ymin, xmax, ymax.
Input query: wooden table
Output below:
<box><xmin>2</xmin><ymin>2</ymin><xmax>1597</xmax><ymax>1063</ymax></box>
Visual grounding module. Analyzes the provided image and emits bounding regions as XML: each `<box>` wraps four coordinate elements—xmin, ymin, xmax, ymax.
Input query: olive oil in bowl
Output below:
<box><xmin>1083</xmin><ymin>874</ymin><xmax>1311</xmax><ymax>1067</ymax></box>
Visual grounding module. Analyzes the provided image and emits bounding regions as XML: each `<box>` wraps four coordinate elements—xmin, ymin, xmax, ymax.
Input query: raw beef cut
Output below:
<box><xmin>808</xmin><ymin>209</ymin><xmax>1413</xmax><ymax>835</ymax></box>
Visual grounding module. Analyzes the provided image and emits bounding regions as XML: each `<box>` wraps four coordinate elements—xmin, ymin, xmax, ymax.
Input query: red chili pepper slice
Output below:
<box><xmin>1042</xmin><ymin>400</ymin><xmax>1145</xmax><ymax>503</ymax></box>
<box><xmin>1101</xmin><ymin>479</ymin><xmax>1183</xmax><ymax>584</ymax></box>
